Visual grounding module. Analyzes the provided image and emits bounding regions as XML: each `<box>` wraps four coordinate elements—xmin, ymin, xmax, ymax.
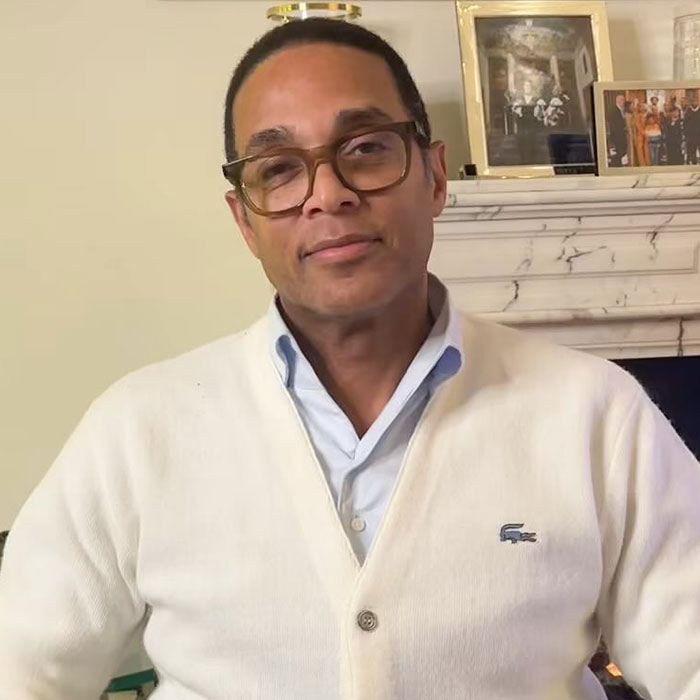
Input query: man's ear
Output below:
<box><xmin>427</xmin><ymin>141</ymin><xmax>448</xmax><ymax>218</ymax></box>
<box><xmin>225</xmin><ymin>190</ymin><xmax>260</xmax><ymax>259</ymax></box>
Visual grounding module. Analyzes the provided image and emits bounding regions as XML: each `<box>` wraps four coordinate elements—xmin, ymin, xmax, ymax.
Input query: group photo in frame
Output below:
<box><xmin>455</xmin><ymin>0</ymin><xmax>613</xmax><ymax>177</ymax></box>
<box><xmin>594</xmin><ymin>80</ymin><xmax>700</xmax><ymax>175</ymax></box>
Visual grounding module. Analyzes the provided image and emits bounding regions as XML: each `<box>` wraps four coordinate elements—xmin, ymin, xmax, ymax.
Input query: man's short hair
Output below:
<box><xmin>223</xmin><ymin>18</ymin><xmax>432</xmax><ymax>162</ymax></box>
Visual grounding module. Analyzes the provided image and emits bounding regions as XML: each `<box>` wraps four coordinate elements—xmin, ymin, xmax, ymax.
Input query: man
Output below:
<box><xmin>1</xmin><ymin>18</ymin><xmax>700</xmax><ymax>700</ymax></box>
<box><xmin>511</xmin><ymin>78</ymin><xmax>543</xmax><ymax>164</ymax></box>
<box><xmin>648</xmin><ymin>94</ymin><xmax>662</xmax><ymax>117</ymax></box>
<box><xmin>665</xmin><ymin>107</ymin><xmax>684</xmax><ymax>165</ymax></box>
<box><xmin>685</xmin><ymin>92</ymin><xmax>700</xmax><ymax>165</ymax></box>
<box><xmin>607</xmin><ymin>93</ymin><xmax>628</xmax><ymax>167</ymax></box>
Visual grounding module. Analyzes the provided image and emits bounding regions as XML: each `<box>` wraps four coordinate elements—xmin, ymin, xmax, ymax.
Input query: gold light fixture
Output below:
<box><xmin>267</xmin><ymin>2</ymin><xmax>362</xmax><ymax>23</ymax></box>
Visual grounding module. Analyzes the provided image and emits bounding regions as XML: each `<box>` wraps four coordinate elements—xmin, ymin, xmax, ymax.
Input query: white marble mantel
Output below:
<box><xmin>430</xmin><ymin>173</ymin><xmax>700</xmax><ymax>359</ymax></box>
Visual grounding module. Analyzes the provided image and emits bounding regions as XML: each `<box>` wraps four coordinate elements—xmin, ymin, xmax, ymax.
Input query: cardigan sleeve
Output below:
<box><xmin>596</xmin><ymin>388</ymin><xmax>700</xmax><ymax>700</ymax></box>
<box><xmin>0</xmin><ymin>395</ymin><xmax>148</xmax><ymax>700</ymax></box>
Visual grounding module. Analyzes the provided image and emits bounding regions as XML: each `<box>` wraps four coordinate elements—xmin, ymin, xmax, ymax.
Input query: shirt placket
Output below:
<box><xmin>338</xmin><ymin>453</ymin><xmax>372</xmax><ymax>561</ymax></box>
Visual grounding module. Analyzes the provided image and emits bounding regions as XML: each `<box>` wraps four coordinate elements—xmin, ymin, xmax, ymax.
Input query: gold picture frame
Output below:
<box><xmin>456</xmin><ymin>1</ymin><xmax>613</xmax><ymax>178</ymax></box>
<box><xmin>594</xmin><ymin>80</ymin><xmax>700</xmax><ymax>175</ymax></box>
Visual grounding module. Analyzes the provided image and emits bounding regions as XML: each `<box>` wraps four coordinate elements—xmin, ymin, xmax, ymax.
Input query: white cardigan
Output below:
<box><xmin>1</xmin><ymin>313</ymin><xmax>699</xmax><ymax>700</ymax></box>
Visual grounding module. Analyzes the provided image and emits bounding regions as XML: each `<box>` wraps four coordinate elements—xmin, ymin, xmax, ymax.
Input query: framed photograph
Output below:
<box><xmin>456</xmin><ymin>1</ymin><xmax>613</xmax><ymax>177</ymax></box>
<box><xmin>594</xmin><ymin>80</ymin><xmax>700</xmax><ymax>175</ymax></box>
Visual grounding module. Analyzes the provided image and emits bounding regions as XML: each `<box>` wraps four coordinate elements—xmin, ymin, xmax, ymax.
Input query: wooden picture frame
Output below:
<box><xmin>594</xmin><ymin>80</ymin><xmax>700</xmax><ymax>175</ymax></box>
<box><xmin>455</xmin><ymin>0</ymin><xmax>613</xmax><ymax>177</ymax></box>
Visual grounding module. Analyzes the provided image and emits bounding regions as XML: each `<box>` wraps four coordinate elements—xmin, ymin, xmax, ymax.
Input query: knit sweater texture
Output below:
<box><xmin>1</xmin><ymin>313</ymin><xmax>699</xmax><ymax>700</ymax></box>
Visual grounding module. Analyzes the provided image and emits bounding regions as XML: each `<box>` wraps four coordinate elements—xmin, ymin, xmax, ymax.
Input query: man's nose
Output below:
<box><xmin>301</xmin><ymin>161</ymin><xmax>360</xmax><ymax>216</ymax></box>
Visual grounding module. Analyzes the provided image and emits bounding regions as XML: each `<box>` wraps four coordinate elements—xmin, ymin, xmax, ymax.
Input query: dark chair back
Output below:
<box><xmin>0</xmin><ymin>531</ymin><xmax>8</xmax><ymax>569</ymax></box>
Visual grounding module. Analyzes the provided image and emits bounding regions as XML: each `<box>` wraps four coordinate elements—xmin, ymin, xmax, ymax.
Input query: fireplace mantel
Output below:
<box><xmin>431</xmin><ymin>173</ymin><xmax>700</xmax><ymax>359</ymax></box>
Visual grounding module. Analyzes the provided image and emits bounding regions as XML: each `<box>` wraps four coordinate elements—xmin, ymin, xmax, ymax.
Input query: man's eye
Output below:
<box><xmin>341</xmin><ymin>135</ymin><xmax>391</xmax><ymax>158</ymax></box>
<box><xmin>259</xmin><ymin>159</ymin><xmax>303</xmax><ymax>183</ymax></box>
<box><xmin>351</xmin><ymin>140</ymin><xmax>386</xmax><ymax>155</ymax></box>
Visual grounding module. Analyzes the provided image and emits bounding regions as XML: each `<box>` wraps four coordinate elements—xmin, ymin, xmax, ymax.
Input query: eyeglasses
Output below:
<box><xmin>221</xmin><ymin>120</ymin><xmax>427</xmax><ymax>217</ymax></box>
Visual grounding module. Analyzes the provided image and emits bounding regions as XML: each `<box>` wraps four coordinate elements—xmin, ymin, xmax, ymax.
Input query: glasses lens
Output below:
<box><xmin>241</xmin><ymin>153</ymin><xmax>309</xmax><ymax>213</ymax></box>
<box><xmin>337</xmin><ymin>130</ymin><xmax>407</xmax><ymax>191</ymax></box>
<box><xmin>238</xmin><ymin>128</ymin><xmax>409</xmax><ymax>214</ymax></box>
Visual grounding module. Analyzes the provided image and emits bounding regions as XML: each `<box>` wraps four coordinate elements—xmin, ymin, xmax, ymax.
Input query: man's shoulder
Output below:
<box><xmin>93</xmin><ymin>315</ymin><xmax>269</xmax><ymax>414</ymax></box>
<box><xmin>456</xmin><ymin>312</ymin><xmax>641</xmax><ymax>402</ymax></box>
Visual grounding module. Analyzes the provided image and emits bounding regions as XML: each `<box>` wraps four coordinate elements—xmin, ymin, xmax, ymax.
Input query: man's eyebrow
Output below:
<box><xmin>334</xmin><ymin>107</ymin><xmax>396</xmax><ymax>133</ymax></box>
<box><xmin>243</xmin><ymin>126</ymin><xmax>295</xmax><ymax>157</ymax></box>
<box><xmin>241</xmin><ymin>107</ymin><xmax>397</xmax><ymax>157</ymax></box>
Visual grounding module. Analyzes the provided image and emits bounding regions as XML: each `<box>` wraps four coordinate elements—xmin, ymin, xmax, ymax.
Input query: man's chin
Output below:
<box><xmin>299</xmin><ymin>282</ymin><xmax>396</xmax><ymax>320</ymax></box>
<box><xmin>279</xmin><ymin>266</ymin><xmax>424</xmax><ymax>321</ymax></box>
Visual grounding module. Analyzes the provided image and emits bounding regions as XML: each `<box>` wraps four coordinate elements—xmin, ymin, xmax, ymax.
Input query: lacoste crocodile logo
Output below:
<box><xmin>500</xmin><ymin>523</ymin><xmax>537</xmax><ymax>544</ymax></box>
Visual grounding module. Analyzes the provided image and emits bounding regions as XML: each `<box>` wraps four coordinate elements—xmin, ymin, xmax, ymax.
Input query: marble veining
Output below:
<box><xmin>647</xmin><ymin>214</ymin><xmax>675</xmax><ymax>259</ymax></box>
<box><xmin>502</xmin><ymin>280</ymin><xmax>520</xmax><ymax>312</ymax></box>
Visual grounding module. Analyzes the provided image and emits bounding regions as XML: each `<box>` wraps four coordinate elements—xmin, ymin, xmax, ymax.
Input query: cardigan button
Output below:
<box><xmin>350</xmin><ymin>516</ymin><xmax>366</xmax><ymax>532</ymax></box>
<box><xmin>357</xmin><ymin>609</ymin><xmax>378</xmax><ymax>632</ymax></box>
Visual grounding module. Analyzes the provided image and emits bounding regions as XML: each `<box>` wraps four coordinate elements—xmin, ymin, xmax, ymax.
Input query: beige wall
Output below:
<box><xmin>1</xmin><ymin>0</ymin><xmax>690</xmax><ymax>529</ymax></box>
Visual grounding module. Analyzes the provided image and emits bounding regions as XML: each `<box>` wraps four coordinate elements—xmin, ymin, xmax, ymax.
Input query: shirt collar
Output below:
<box><xmin>267</xmin><ymin>273</ymin><xmax>464</xmax><ymax>389</ymax></box>
<box><xmin>426</xmin><ymin>275</ymin><xmax>464</xmax><ymax>384</ymax></box>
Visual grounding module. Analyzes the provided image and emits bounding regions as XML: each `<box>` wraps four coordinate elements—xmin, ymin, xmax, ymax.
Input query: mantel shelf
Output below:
<box><xmin>430</xmin><ymin>174</ymin><xmax>700</xmax><ymax>358</ymax></box>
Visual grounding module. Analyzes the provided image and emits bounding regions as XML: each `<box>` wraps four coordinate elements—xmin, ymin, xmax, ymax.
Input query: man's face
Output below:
<box><xmin>226</xmin><ymin>43</ymin><xmax>447</xmax><ymax>319</ymax></box>
<box><xmin>615</xmin><ymin>94</ymin><xmax>625</xmax><ymax>109</ymax></box>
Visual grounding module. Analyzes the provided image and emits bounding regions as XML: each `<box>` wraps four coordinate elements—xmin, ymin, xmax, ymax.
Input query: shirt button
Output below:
<box><xmin>350</xmin><ymin>516</ymin><xmax>366</xmax><ymax>532</ymax></box>
<box><xmin>357</xmin><ymin>609</ymin><xmax>378</xmax><ymax>632</ymax></box>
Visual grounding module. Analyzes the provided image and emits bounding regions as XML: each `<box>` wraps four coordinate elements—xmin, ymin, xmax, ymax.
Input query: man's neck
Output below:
<box><xmin>279</xmin><ymin>277</ymin><xmax>432</xmax><ymax>437</ymax></box>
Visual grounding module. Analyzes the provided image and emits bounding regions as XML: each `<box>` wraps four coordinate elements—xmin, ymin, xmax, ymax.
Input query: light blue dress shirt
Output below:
<box><xmin>268</xmin><ymin>276</ymin><xmax>464</xmax><ymax>563</ymax></box>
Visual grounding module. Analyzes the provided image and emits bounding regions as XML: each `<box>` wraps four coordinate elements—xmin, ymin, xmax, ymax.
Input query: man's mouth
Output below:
<box><xmin>304</xmin><ymin>234</ymin><xmax>381</xmax><ymax>262</ymax></box>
